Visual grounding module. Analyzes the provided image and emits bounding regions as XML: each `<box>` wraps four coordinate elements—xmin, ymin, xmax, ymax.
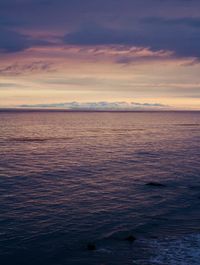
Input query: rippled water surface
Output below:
<box><xmin>0</xmin><ymin>111</ymin><xmax>200</xmax><ymax>264</ymax></box>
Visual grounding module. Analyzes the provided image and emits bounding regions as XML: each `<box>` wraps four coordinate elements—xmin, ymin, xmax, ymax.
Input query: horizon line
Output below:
<box><xmin>0</xmin><ymin>108</ymin><xmax>200</xmax><ymax>112</ymax></box>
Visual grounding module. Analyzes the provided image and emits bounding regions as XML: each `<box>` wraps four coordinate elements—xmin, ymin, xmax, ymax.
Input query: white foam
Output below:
<box><xmin>96</xmin><ymin>247</ymin><xmax>112</xmax><ymax>254</ymax></box>
<box><xmin>148</xmin><ymin>234</ymin><xmax>200</xmax><ymax>265</ymax></box>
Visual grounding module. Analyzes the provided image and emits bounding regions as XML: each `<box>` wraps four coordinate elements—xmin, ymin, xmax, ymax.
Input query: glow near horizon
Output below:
<box><xmin>1</xmin><ymin>46</ymin><xmax>199</xmax><ymax>110</ymax></box>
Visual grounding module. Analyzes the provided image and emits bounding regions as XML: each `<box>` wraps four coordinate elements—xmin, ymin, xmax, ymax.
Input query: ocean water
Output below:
<box><xmin>0</xmin><ymin>110</ymin><xmax>200</xmax><ymax>265</ymax></box>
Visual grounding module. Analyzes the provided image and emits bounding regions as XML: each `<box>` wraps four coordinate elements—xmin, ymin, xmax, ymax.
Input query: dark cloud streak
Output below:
<box><xmin>0</xmin><ymin>61</ymin><xmax>54</xmax><ymax>75</ymax></box>
<box><xmin>0</xmin><ymin>27</ymin><xmax>52</xmax><ymax>53</ymax></box>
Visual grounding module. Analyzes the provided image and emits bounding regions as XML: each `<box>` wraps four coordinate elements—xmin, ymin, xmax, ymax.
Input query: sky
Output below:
<box><xmin>0</xmin><ymin>0</ymin><xmax>200</xmax><ymax>109</ymax></box>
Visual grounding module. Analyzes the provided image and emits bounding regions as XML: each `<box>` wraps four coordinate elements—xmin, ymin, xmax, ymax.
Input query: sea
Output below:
<box><xmin>0</xmin><ymin>110</ymin><xmax>200</xmax><ymax>265</ymax></box>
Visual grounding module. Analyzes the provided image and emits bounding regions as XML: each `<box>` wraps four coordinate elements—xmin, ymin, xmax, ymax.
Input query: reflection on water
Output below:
<box><xmin>0</xmin><ymin>111</ymin><xmax>200</xmax><ymax>264</ymax></box>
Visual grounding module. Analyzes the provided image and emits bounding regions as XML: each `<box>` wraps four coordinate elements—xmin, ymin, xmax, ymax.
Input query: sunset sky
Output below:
<box><xmin>0</xmin><ymin>0</ymin><xmax>200</xmax><ymax>109</ymax></box>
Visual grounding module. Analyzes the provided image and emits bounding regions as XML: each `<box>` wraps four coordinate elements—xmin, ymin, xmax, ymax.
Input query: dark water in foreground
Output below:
<box><xmin>0</xmin><ymin>111</ymin><xmax>200</xmax><ymax>265</ymax></box>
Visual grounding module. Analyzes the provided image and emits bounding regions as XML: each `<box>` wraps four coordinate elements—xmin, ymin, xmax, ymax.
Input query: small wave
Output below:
<box><xmin>9</xmin><ymin>137</ymin><xmax>72</xmax><ymax>143</ymax></box>
<box><xmin>176</xmin><ymin>124</ymin><xmax>200</xmax><ymax>127</ymax></box>
<box><xmin>136</xmin><ymin>151</ymin><xmax>159</xmax><ymax>157</ymax></box>
<box><xmin>10</xmin><ymin>137</ymin><xmax>49</xmax><ymax>142</ymax></box>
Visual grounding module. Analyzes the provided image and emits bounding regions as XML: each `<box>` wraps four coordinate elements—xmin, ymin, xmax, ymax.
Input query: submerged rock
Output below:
<box><xmin>146</xmin><ymin>182</ymin><xmax>166</xmax><ymax>187</ymax></box>
<box><xmin>124</xmin><ymin>235</ymin><xmax>136</xmax><ymax>242</ymax></box>
<box><xmin>87</xmin><ymin>242</ymin><xmax>96</xmax><ymax>251</ymax></box>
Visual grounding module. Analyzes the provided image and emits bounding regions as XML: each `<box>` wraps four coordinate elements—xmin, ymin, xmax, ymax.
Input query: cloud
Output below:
<box><xmin>62</xmin><ymin>20</ymin><xmax>200</xmax><ymax>59</ymax></box>
<box><xmin>139</xmin><ymin>17</ymin><xmax>200</xmax><ymax>58</ymax></box>
<box><xmin>63</xmin><ymin>24</ymin><xmax>130</xmax><ymax>46</ymax></box>
<box><xmin>34</xmin><ymin>45</ymin><xmax>173</xmax><ymax>66</ymax></box>
<box><xmin>0</xmin><ymin>0</ymin><xmax>200</xmax><ymax>60</ymax></box>
<box><xmin>0</xmin><ymin>61</ymin><xmax>54</xmax><ymax>75</ymax></box>
<box><xmin>144</xmin><ymin>17</ymin><xmax>200</xmax><ymax>28</ymax></box>
<box><xmin>0</xmin><ymin>0</ymin><xmax>200</xmax><ymax>58</ymax></box>
<box><xmin>0</xmin><ymin>27</ymin><xmax>31</xmax><ymax>53</ymax></box>
<box><xmin>0</xmin><ymin>27</ymin><xmax>53</xmax><ymax>54</ymax></box>
<box><xmin>19</xmin><ymin>101</ymin><xmax>169</xmax><ymax>110</ymax></box>
<box><xmin>0</xmin><ymin>82</ymin><xmax>23</xmax><ymax>88</ymax></box>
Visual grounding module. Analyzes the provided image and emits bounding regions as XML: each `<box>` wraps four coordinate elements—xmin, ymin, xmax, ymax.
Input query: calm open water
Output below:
<box><xmin>0</xmin><ymin>111</ymin><xmax>200</xmax><ymax>265</ymax></box>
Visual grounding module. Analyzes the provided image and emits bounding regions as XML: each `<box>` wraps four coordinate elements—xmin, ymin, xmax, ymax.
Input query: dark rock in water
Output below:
<box><xmin>124</xmin><ymin>235</ymin><xmax>136</xmax><ymax>242</ymax></box>
<box><xmin>87</xmin><ymin>242</ymin><xmax>96</xmax><ymax>251</ymax></box>
<box><xmin>146</xmin><ymin>182</ymin><xmax>166</xmax><ymax>187</ymax></box>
